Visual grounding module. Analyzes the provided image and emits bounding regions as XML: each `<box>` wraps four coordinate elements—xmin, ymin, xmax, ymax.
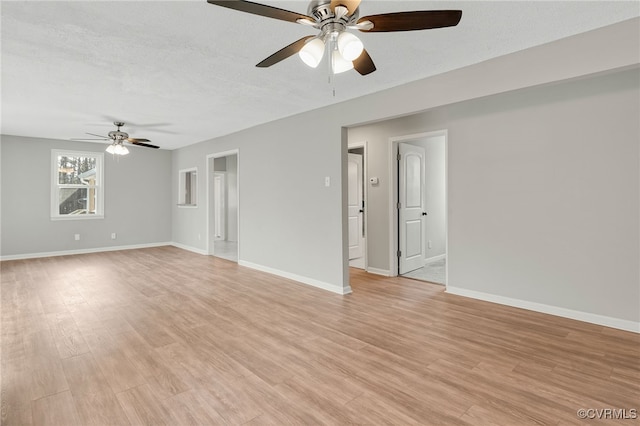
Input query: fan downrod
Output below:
<box><xmin>109</xmin><ymin>122</ymin><xmax>129</xmax><ymax>141</ymax></box>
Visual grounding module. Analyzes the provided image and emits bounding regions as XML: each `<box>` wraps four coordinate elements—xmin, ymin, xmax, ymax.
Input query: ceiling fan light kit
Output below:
<box><xmin>105</xmin><ymin>141</ymin><xmax>130</xmax><ymax>156</ymax></box>
<box><xmin>337</xmin><ymin>31</ymin><xmax>363</xmax><ymax>61</ymax></box>
<box><xmin>299</xmin><ymin>37</ymin><xmax>325</xmax><ymax>68</ymax></box>
<box><xmin>331</xmin><ymin>48</ymin><xmax>354</xmax><ymax>74</ymax></box>
<box><xmin>206</xmin><ymin>0</ymin><xmax>462</xmax><ymax>76</ymax></box>
<box><xmin>71</xmin><ymin>121</ymin><xmax>160</xmax><ymax>155</ymax></box>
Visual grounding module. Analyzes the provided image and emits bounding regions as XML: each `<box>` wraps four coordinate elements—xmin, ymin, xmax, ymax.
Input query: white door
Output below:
<box><xmin>213</xmin><ymin>172</ymin><xmax>226</xmax><ymax>241</ymax></box>
<box><xmin>399</xmin><ymin>143</ymin><xmax>426</xmax><ymax>274</ymax></box>
<box><xmin>348</xmin><ymin>153</ymin><xmax>364</xmax><ymax>260</ymax></box>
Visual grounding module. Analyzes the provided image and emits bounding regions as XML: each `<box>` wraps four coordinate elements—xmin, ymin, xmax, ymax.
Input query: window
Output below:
<box><xmin>51</xmin><ymin>150</ymin><xmax>104</xmax><ymax>219</ymax></box>
<box><xmin>178</xmin><ymin>168</ymin><xmax>197</xmax><ymax>207</ymax></box>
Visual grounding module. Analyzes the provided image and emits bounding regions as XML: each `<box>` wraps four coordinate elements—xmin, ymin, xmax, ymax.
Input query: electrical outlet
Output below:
<box><xmin>111</xmin><ymin>233</ymin><xmax>117</xmax><ymax>240</ymax></box>
<box><xmin>428</xmin><ymin>240</ymin><xmax>432</xmax><ymax>249</ymax></box>
<box><xmin>325</xmin><ymin>176</ymin><xmax>331</xmax><ymax>187</ymax></box>
<box><xmin>74</xmin><ymin>234</ymin><xmax>80</xmax><ymax>241</ymax></box>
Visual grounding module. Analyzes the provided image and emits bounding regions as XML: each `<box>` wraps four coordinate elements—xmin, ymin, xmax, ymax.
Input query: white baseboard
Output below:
<box><xmin>425</xmin><ymin>254</ymin><xmax>446</xmax><ymax>264</ymax></box>
<box><xmin>170</xmin><ymin>242</ymin><xmax>208</xmax><ymax>255</ymax></box>
<box><xmin>366</xmin><ymin>267</ymin><xmax>392</xmax><ymax>276</ymax></box>
<box><xmin>0</xmin><ymin>242</ymin><xmax>172</xmax><ymax>261</ymax></box>
<box><xmin>238</xmin><ymin>260</ymin><xmax>351</xmax><ymax>295</ymax></box>
<box><xmin>446</xmin><ymin>286</ymin><xmax>640</xmax><ymax>334</ymax></box>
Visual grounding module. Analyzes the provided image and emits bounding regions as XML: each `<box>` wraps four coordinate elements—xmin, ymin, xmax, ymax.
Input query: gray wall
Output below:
<box><xmin>349</xmin><ymin>67</ymin><xmax>639</xmax><ymax>323</ymax></box>
<box><xmin>213</xmin><ymin>157</ymin><xmax>226</xmax><ymax>171</ymax></box>
<box><xmin>447</xmin><ymin>69</ymin><xmax>638</xmax><ymax>323</ymax></box>
<box><xmin>226</xmin><ymin>154</ymin><xmax>238</xmax><ymax>243</ymax></box>
<box><xmin>172</xmin><ymin>111</ymin><xmax>346</xmax><ymax>291</ymax></box>
<box><xmin>0</xmin><ymin>135</ymin><xmax>172</xmax><ymax>257</ymax></box>
<box><xmin>0</xmin><ymin>19</ymin><xmax>634</xmax><ymax>328</ymax></box>
<box><xmin>171</xmin><ymin>19</ymin><xmax>638</xmax><ymax>322</ymax></box>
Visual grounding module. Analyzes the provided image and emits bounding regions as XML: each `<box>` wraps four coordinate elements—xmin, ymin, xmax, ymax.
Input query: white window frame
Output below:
<box><xmin>51</xmin><ymin>150</ymin><xmax>104</xmax><ymax>220</ymax></box>
<box><xmin>178</xmin><ymin>167</ymin><xmax>198</xmax><ymax>208</ymax></box>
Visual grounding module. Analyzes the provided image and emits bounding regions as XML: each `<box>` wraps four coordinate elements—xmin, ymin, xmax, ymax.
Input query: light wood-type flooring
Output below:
<box><xmin>402</xmin><ymin>258</ymin><xmax>447</xmax><ymax>285</ymax></box>
<box><xmin>1</xmin><ymin>246</ymin><xmax>638</xmax><ymax>425</ymax></box>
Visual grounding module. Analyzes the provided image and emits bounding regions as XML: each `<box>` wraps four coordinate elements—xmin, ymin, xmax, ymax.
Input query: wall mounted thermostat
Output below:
<box><xmin>369</xmin><ymin>177</ymin><xmax>379</xmax><ymax>186</ymax></box>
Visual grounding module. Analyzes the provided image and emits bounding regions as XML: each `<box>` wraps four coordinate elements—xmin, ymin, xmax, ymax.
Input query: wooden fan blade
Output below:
<box><xmin>256</xmin><ymin>36</ymin><xmax>314</xmax><ymax>68</ymax></box>
<box><xmin>86</xmin><ymin>132</ymin><xmax>108</xmax><ymax>138</ymax></box>
<box><xmin>71</xmin><ymin>138</ymin><xmax>109</xmax><ymax>141</ymax></box>
<box><xmin>127</xmin><ymin>139</ymin><xmax>160</xmax><ymax>149</ymax></box>
<box><xmin>353</xmin><ymin>49</ymin><xmax>376</xmax><ymax>75</ymax></box>
<box><xmin>357</xmin><ymin>10</ymin><xmax>462</xmax><ymax>32</ymax></box>
<box><xmin>330</xmin><ymin>0</ymin><xmax>361</xmax><ymax>14</ymax></box>
<box><xmin>206</xmin><ymin>0</ymin><xmax>314</xmax><ymax>24</ymax></box>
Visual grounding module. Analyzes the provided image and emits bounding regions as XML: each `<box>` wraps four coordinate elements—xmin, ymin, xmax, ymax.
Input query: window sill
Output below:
<box><xmin>177</xmin><ymin>204</ymin><xmax>198</xmax><ymax>209</ymax></box>
<box><xmin>51</xmin><ymin>215</ymin><xmax>104</xmax><ymax>221</ymax></box>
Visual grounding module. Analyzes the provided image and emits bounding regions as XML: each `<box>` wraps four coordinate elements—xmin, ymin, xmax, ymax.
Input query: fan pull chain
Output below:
<box><xmin>327</xmin><ymin>33</ymin><xmax>337</xmax><ymax>97</ymax></box>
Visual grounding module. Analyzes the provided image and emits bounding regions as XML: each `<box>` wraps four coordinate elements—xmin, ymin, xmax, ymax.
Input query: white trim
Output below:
<box><xmin>206</xmin><ymin>150</ymin><xmax>240</xmax><ymax>259</ymax></box>
<box><xmin>212</xmin><ymin>172</ymin><xmax>227</xmax><ymax>241</ymax></box>
<box><xmin>444</xmin><ymin>131</ymin><xmax>449</xmax><ymax>288</ymax></box>
<box><xmin>366</xmin><ymin>267</ymin><xmax>392</xmax><ymax>277</ymax></box>
<box><xmin>239</xmin><ymin>260</ymin><xmax>352</xmax><ymax>295</ymax></box>
<box><xmin>347</xmin><ymin>141</ymin><xmax>369</xmax><ymax>272</ymax></box>
<box><xmin>170</xmin><ymin>242</ymin><xmax>208</xmax><ymax>255</ymax></box>
<box><xmin>50</xmin><ymin>215</ymin><xmax>105</xmax><ymax>221</ymax></box>
<box><xmin>0</xmin><ymin>242</ymin><xmax>171</xmax><ymax>261</ymax></box>
<box><xmin>389</xmin><ymin>130</ymin><xmax>449</xmax><ymax>278</ymax></box>
<box><xmin>51</xmin><ymin>149</ymin><xmax>105</xmax><ymax>219</ymax></box>
<box><xmin>178</xmin><ymin>167</ymin><xmax>198</xmax><ymax>207</ymax></box>
<box><xmin>425</xmin><ymin>254</ymin><xmax>446</xmax><ymax>264</ymax></box>
<box><xmin>446</xmin><ymin>286</ymin><xmax>640</xmax><ymax>334</ymax></box>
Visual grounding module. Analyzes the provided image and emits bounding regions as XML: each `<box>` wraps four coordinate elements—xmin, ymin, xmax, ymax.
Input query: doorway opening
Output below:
<box><xmin>390</xmin><ymin>131</ymin><xmax>447</xmax><ymax>285</ymax></box>
<box><xmin>207</xmin><ymin>150</ymin><xmax>239</xmax><ymax>262</ymax></box>
<box><xmin>348</xmin><ymin>143</ymin><xmax>367</xmax><ymax>270</ymax></box>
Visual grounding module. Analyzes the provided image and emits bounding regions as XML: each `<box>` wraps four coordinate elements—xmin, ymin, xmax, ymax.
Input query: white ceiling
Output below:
<box><xmin>2</xmin><ymin>1</ymin><xmax>638</xmax><ymax>150</ymax></box>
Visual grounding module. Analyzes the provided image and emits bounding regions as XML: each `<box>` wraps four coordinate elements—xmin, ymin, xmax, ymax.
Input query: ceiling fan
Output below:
<box><xmin>206</xmin><ymin>0</ymin><xmax>462</xmax><ymax>76</ymax></box>
<box><xmin>72</xmin><ymin>122</ymin><xmax>160</xmax><ymax>155</ymax></box>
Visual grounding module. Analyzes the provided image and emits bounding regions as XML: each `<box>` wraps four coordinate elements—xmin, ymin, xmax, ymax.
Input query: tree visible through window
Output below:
<box><xmin>52</xmin><ymin>150</ymin><xmax>104</xmax><ymax>218</ymax></box>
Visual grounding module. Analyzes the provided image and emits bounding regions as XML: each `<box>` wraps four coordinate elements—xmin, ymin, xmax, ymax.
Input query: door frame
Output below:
<box><xmin>206</xmin><ymin>149</ymin><xmax>240</xmax><ymax>259</ymax></box>
<box><xmin>348</xmin><ymin>141</ymin><xmax>369</xmax><ymax>271</ymax></box>
<box><xmin>212</xmin><ymin>172</ymin><xmax>226</xmax><ymax>241</ymax></box>
<box><xmin>388</xmin><ymin>130</ymin><xmax>448</xmax><ymax>280</ymax></box>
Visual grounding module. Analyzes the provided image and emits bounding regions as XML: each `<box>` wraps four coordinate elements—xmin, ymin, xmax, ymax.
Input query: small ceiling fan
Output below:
<box><xmin>72</xmin><ymin>122</ymin><xmax>160</xmax><ymax>155</ymax></box>
<box><xmin>206</xmin><ymin>0</ymin><xmax>462</xmax><ymax>76</ymax></box>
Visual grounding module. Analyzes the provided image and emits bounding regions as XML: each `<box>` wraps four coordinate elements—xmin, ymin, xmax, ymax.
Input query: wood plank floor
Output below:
<box><xmin>1</xmin><ymin>246</ymin><xmax>638</xmax><ymax>425</ymax></box>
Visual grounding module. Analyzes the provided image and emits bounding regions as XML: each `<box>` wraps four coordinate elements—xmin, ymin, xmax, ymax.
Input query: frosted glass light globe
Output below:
<box><xmin>337</xmin><ymin>31</ymin><xmax>364</xmax><ymax>61</ymax></box>
<box><xmin>299</xmin><ymin>38</ymin><xmax>325</xmax><ymax>68</ymax></box>
<box><xmin>332</xmin><ymin>50</ymin><xmax>354</xmax><ymax>74</ymax></box>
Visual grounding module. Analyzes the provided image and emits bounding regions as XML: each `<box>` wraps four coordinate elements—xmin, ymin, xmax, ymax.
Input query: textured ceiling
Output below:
<box><xmin>2</xmin><ymin>1</ymin><xmax>638</xmax><ymax>150</ymax></box>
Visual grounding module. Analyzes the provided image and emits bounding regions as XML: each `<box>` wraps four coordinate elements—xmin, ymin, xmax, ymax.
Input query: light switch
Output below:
<box><xmin>325</xmin><ymin>176</ymin><xmax>330</xmax><ymax>187</ymax></box>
